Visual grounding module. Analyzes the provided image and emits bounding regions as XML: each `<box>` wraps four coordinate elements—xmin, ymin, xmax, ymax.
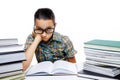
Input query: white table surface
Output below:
<box><xmin>25</xmin><ymin>75</ymin><xmax>93</xmax><ymax>80</ymax></box>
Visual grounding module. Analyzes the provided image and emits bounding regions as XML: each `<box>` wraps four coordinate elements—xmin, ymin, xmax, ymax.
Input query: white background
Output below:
<box><xmin>0</xmin><ymin>0</ymin><xmax>120</xmax><ymax>64</ymax></box>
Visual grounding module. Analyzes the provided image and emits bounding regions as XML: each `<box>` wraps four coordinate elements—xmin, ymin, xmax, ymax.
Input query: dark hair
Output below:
<box><xmin>34</xmin><ymin>8</ymin><xmax>55</xmax><ymax>25</ymax></box>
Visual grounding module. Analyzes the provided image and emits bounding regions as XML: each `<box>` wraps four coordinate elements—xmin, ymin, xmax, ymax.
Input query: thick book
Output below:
<box><xmin>0</xmin><ymin>38</ymin><xmax>18</xmax><ymax>46</ymax></box>
<box><xmin>26</xmin><ymin>60</ymin><xmax>77</xmax><ymax>76</ymax></box>
<box><xmin>86</xmin><ymin>55</ymin><xmax>120</xmax><ymax>65</ymax></box>
<box><xmin>84</xmin><ymin>47</ymin><xmax>120</xmax><ymax>57</ymax></box>
<box><xmin>86</xmin><ymin>60</ymin><xmax>120</xmax><ymax>68</ymax></box>
<box><xmin>0</xmin><ymin>44</ymin><xmax>24</xmax><ymax>53</ymax></box>
<box><xmin>0</xmin><ymin>62</ymin><xmax>23</xmax><ymax>74</ymax></box>
<box><xmin>0</xmin><ymin>51</ymin><xmax>26</xmax><ymax>64</ymax></box>
<box><xmin>0</xmin><ymin>73</ymin><xmax>25</xmax><ymax>80</ymax></box>
<box><xmin>83</xmin><ymin>63</ymin><xmax>120</xmax><ymax>77</ymax></box>
<box><xmin>85</xmin><ymin>52</ymin><xmax>120</xmax><ymax>63</ymax></box>
<box><xmin>0</xmin><ymin>70</ymin><xmax>23</xmax><ymax>78</ymax></box>
<box><xmin>78</xmin><ymin>70</ymin><xmax>119</xmax><ymax>80</ymax></box>
<box><xmin>86</xmin><ymin>53</ymin><xmax>120</xmax><ymax>61</ymax></box>
<box><xmin>84</xmin><ymin>39</ymin><xmax>120</xmax><ymax>51</ymax></box>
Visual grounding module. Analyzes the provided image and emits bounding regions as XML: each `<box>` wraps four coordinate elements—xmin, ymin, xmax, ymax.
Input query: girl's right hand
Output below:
<box><xmin>32</xmin><ymin>31</ymin><xmax>42</xmax><ymax>43</ymax></box>
<box><xmin>35</xmin><ymin>34</ymin><xmax>42</xmax><ymax>43</ymax></box>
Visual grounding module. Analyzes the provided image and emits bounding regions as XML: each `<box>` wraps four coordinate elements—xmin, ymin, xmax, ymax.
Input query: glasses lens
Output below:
<box><xmin>46</xmin><ymin>28</ymin><xmax>54</xmax><ymax>33</ymax></box>
<box><xmin>34</xmin><ymin>29</ymin><xmax>43</xmax><ymax>34</ymax></box>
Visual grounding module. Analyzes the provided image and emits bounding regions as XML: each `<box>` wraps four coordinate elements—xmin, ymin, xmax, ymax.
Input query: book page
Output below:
<box><xmin>52</xmin><ymin>60</ymin><xmax>77</xmax><ymax>74</ymax></box>
<box><xmin>26</xmin><ymin>61</ymin><xmax>53</xmax><ymax>76</ymax></box>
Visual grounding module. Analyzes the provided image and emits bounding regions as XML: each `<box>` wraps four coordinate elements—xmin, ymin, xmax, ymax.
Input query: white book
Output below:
<box><xmin>78</xmin><ymin>70</ymin><xmax>118</xmax><ymax>80</ymax></box>
<box><xmin>86</xmin><ymin>53</ymin><xmax>120</xmax><ymax>61</ymax></box>
<box><xmin>86</xmin><ymin>60</ymin><xmax>120</xmax><ymax>68</ymax></box>
<box><xmin>0</xmin><ymin>70</ymin><xmax>22</xmax><ymax>78</ymax></box>
<box><xmin>0</xmin><ymin>44</ymin><xmax>24</xmax><ymax>53</ymax></box>
<box><xmin>84</xmin><ymin>63</ymin><xmax>119</xmax><ymax>72</ymax></box>
<box><xmin>84</xmin><ymin>63</ymin><xmax>120</xmax><ymax>76</ymax></box>
<box><xmin>26</xmin><ymin>60</ymin><xmax>77</xmax><ymax>76</ymax></box>
<box><xmin>0</xmin><ymin>73</ymin><xmax>25</xmax><ymax>80</ymax></box>
<box><xmin>0</xmin><ymin>51</ymin><xmax>26</xmax><ymax>64</ymax></box>
<box><xmin>0</xmin><ymin>38</ymin><xmax>18</xmax><ymax>46</ymax></box>
<box><xmin>0</xmin><ymin>62</ymin><xmax>23</xmax><ymax>74</ymax></box>
<box><xmin>84</xmin><ymin>48</ymin><xmax>120</xmax><ymax>57</ymax></box>
<box><xmin>86</xmin><ymin>56</ymin><xmax>120</xmax><ymax>65</ymax></box>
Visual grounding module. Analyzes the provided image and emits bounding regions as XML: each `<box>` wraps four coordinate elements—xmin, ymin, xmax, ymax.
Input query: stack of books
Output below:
<box><xmin>82</xmin><ymin>39</ymin><xmax>120</xmax><ymax>79</ymax></box>
<box><xmin>0</xmin><ymin>38</ymin><xmax>26</xmax><ymax>80</ymax></box>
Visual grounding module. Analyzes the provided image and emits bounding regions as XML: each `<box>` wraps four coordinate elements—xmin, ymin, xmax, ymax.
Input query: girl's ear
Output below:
<box><xmin>54</xmin><ymin>23</ymin><xmax>57</xmax><ymax>27</ymax></box>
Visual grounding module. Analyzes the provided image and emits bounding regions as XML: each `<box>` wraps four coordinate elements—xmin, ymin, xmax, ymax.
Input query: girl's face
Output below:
<box><xmin>34</xmin><ymin>19</ymin><xmax>55</xmax><ymax>42</ymax></box>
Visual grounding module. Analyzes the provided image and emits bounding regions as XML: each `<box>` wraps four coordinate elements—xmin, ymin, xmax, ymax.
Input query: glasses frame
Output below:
<box><xmin>34</xmin><ymin>27</ymin><xmax>55</xmax><ymax>34</ymax></box>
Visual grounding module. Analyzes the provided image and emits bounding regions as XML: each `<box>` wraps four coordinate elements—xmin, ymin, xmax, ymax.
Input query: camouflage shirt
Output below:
<box><xmin>24</xmin><ymin>32</ymin><xmax>77</xmax><ymax>63</ymax></box>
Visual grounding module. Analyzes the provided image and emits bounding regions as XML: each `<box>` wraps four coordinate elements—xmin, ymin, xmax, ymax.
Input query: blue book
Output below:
<box><xmin>84</xmin><ymin>39</ymin><xmax>120</xmax><ymax>52</ymax></box>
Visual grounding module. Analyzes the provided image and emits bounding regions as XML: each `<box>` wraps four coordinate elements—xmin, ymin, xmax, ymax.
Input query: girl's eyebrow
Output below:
<box><xmin>36</xmin><ymin>26</ymin><xmax>54</xmax><ymax>30</ymax></box>
<box><xmin>36</xmin><ymin>26</ymin><xmax>54</xmax><ymax>29</ymax></box>
<box><xmin>36</xmin><ymin>26</ymin><xmax>42</xmax><ymax>29</ymax></box>
<box><xmin>46</xmin><ymin>26</ymin><xmax>54</xmax><ymax>28</ymax></box>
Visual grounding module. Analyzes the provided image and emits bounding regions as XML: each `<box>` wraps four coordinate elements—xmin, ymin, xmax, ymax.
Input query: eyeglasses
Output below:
<box><xmin>34</xmin><ymin>27</ymin><xmax>55</xmax><ymax>34</ymax></box>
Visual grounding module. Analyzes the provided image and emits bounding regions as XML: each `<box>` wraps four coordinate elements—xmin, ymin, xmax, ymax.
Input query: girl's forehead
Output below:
<box><xmin>35</xmin><ymin>19</ymin><xmax>54</xmax><ymax>29</ymax></box>
<box><xmin>35</xmin><ymin>19</ymin><xmax>54</xmax><ymax>25</ymax></box>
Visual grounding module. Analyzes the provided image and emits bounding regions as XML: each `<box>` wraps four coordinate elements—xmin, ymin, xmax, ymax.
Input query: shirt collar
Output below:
<box><xmin>52</xmin><ymin>32</ymin><xmax>62</xmax><ymax>42</ymax></box>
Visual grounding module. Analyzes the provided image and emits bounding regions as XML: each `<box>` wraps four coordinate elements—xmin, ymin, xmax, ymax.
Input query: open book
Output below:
<box><xmin>26</xmin><ymin>60</ymin><xmax>77</xmax><ymax>76</ymax></box>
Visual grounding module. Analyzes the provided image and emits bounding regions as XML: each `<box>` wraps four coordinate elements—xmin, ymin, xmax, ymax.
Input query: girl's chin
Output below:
<box><xmin>42</xmin><ymin>39</ymin><xmax>49</xmax><ymax>42</ymax></box>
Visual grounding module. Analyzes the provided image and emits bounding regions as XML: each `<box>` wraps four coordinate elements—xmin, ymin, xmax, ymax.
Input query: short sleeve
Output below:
<box><xmin>63</xmin><ymin>36</ymin><xmax>77</xmax><ymax>58</ymax></box>
<box><xmin>24</xmin><ymin>34</ymin><xmax>34</xmax><ymax>51</ymax></box>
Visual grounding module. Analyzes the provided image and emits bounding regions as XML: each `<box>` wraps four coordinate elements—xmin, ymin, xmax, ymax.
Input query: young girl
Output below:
<box><xmin>23</xmin><ymin>8</ymin><xmax>77</xmax><ymax>71</ymax></box>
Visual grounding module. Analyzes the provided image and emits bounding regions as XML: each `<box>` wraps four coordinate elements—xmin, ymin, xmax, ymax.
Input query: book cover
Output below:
<box><xmin>84</xmin><ymin>39</ymin><xmax>120</xmax><ymax>51</ymax></box>
<box><xmin>84</xmin><ymin>39</ymin><xmax>120</xmax><ymax>48</ymax></box>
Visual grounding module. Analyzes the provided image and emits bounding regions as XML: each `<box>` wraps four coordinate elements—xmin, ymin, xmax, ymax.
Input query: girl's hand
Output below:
<box><xmin>32</xmin><ymin>31</ymin><xmax>42</xmax><ymax>43</ymax></box>
<box><xmin>35</xmin><ymin>34</ymin><xmax>42</xmax><ymax>43</ymax></box>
